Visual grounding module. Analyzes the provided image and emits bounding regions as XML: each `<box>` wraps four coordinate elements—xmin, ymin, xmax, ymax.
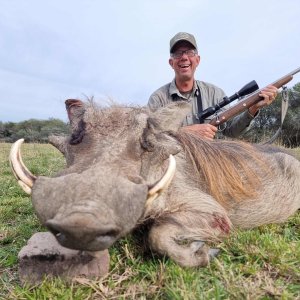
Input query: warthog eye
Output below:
<box><xmin>141</xmin><ymin>126</ymin><xmax>155</xmax><ymax>151</ymax></box>
<box><xmin>128</xmin><ymin>175</ymin><xmax>144</xmax><ymax>184</ymax></box>
<box><xmin>141</xmin><ymin>137</ymin><xmax>154</xmax><ymax>151</ymax></box>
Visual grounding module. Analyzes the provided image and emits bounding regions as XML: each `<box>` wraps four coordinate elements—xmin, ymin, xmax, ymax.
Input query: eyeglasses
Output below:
<box><xmin>171</xmin><ymin>49</ymin><xmax>197</xmax><ymax>59</ymax></box>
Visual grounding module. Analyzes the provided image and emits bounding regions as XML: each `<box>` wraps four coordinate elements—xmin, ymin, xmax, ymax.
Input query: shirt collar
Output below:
<box><xmin>169</xmin><ymin>79</ymin><xmax>199</xmax><ymax>99</ymax></box>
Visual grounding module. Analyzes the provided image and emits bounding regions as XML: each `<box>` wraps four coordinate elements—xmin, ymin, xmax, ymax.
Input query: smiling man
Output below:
<box><xmin>148</xmin><ymin>32</ymin><xmax>278</xmax><ymax>139</ymax></box>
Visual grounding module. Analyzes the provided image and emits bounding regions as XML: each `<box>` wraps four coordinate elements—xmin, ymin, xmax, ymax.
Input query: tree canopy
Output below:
<box><xmin>0</xmin><ymin>118</ymin><xmax>69</xmax><ymax>143</ymax></box>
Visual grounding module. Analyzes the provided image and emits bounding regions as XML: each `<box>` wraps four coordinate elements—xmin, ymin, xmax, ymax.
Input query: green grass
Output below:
<box><xmin>0</xmin><ymin>143</ymin><xmax>299</xmax><ymax>299</ymax></box>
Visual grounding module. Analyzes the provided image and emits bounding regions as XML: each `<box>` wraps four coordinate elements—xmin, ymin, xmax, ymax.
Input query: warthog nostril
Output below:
<box><xmin>55</xmin><ymin>232</ymin><xmax>67</xmax><ymax>244</ymax></box>
<box><xmin>99</xmin><ymin>229</ymin><xmax>119</xmax><ymax>237</ymax></box>
<box><xmin>46</xmin><ymin>218</ymin><xmax>120</xmax><ymax>242</ymax></box>
<box><xmin>46</xmin><ymin>222</ymin><xmax>60</xmax><ymax>236</ymax></box>
<box><xmin>46</xmin><ymin>222</ymin><xmax>67</xmax><ymax>243</ymax></box>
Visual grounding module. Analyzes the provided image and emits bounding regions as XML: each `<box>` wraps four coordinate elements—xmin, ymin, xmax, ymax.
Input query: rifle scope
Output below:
<box><xmin>198</xmin><ymin>80</ymin><xmax>259</xmax><ymax>121</ymax></box>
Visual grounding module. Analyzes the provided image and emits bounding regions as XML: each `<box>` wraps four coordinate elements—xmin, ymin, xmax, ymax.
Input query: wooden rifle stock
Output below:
<box><xmin>209</xmin><ymin>67</ymin><xmax>300</xmax><ymax>126</ymax></box>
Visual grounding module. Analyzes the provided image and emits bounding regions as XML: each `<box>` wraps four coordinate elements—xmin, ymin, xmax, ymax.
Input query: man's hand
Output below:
<box><xmin>248</xmin><ymin>85</ymin><xmax>278</xmax><ymax>116</ymax></box>
<box><xmin>180</xmin><ymin>124</ymin><xmax>218</xmax><ymax>140</ymax></box>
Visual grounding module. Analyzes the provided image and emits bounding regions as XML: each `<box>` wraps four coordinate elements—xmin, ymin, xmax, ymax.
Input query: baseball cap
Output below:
<box><xmin>170</xmin><ymin>32</ymin><xmax>198</xmax><ymax>53</ymax></box>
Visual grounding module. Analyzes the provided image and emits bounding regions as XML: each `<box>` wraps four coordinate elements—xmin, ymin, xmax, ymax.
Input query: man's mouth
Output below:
<box><xmin>179</xmin><ymin>64</ymin><xmax>191</xmax><ymax>69</ymax></box>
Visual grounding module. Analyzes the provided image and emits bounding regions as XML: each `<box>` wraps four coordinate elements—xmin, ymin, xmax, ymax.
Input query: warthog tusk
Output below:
<box><xmin>146</xmin><ymin>155</ymin><xmax>176</xmax><ymax>209</ymax></box>
<box><xmin>17</xmin><ymin>180</ymin><xmax>33</xmax><ymax>195</ymax></box>
<box><xmin>9</xmin><ymin>139</ymin><xmax>37</xmax><ymax>195</ymax></box>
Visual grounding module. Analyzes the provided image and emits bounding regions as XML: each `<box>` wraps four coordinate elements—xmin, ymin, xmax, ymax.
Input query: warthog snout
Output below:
<box><xmin>46</xmin><ymin>212</ymin><xmax>121</xmax><ymax>251</ymax></box>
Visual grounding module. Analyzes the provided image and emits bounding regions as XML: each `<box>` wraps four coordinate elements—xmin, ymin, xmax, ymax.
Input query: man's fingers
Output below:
<box><xmin>182</xmin><ymin>124</ymin><xmax>217</xmax><ymax>139</ymax></box>
<box><xmin>259</xmin><ymin>85</ymin><xmax>278</xmax><ymax>101</ymax></box>
<box><xmin>202</xmin><ymin>132</ymin><xmax>214</xmax><ymax>140</ymax></box>
<box><xmin>209</xmin><ymin>125</ymin><xmax>218</xmax><ymax>132</ymax></box>
<box><xmin>259</xmin><ymin>86</ymin><xmax>278</xmax><ymax>106</ymax></box>
<box><xmin>207</xmin><ymin>134</ymin><xmax>215</xmax><ymax>140</ymax></box>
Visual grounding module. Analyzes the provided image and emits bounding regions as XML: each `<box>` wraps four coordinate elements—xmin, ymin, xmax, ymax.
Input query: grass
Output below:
<box><xmin>0</xmin><ymin>142</ymin><xmax>299</xmax><ymax>299</ymax></box>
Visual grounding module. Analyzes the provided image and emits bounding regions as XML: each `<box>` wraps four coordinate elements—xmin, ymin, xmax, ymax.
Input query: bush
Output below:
<box><xmin>0</xmin><ymin>118</ymin><xmax>69</xmax><ymax>143</ymax></box>
<box><xmin>241</xmin><ymin>82</ymin><xmax>300</xmax><ymax>147</ymax></box>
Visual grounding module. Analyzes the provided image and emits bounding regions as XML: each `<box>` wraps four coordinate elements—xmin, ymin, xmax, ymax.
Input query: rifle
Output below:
<box><xmin>206</xmin><ymin>67</ymin><xmax>300</xmax><ymax>126</ymax></box>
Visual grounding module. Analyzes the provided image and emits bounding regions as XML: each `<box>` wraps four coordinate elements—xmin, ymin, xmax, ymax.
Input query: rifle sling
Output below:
<box><xmin>171</xmin><ymin>83</ymin><xmax>204</xmax><ymax>124</ymax></box>
<box><xmin>263</xmin><ymin>87</ymin><xmax>289</xmax><ymax>144</ymax></box>
<box><xmin>196</xmin><ymin>85</ymin><xmax>204</xmax><ymax>124</ymax></box>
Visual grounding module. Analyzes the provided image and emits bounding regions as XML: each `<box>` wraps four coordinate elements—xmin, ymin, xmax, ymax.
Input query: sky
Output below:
<box><xmin>1</xmin><ymin>0</ymin><xmax>300</xmax><ymax>122</ymax></box>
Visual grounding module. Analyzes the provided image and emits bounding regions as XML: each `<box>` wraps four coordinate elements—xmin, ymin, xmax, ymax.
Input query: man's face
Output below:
<box><xmin>169</xmin><ymin>41</ymin><xmax>200</xmax><ymax>82</ymax></box>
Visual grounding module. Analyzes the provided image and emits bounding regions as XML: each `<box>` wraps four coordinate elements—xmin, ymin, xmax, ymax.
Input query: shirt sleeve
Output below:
<box><xmin>147</xmin><ymin>84</ymin><xmax>171</xmax><ymax>112</ymax></box>
<box><xmin>148</xmin><ymin>93</ymin><xmax>161</xmax><ymax>112</ymax></box>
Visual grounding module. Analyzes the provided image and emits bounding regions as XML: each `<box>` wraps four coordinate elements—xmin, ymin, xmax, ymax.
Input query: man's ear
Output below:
<box><xmin>150</xmin><ymin>102</ymin><xmax>191</xmax><ymax>132</ymax></box>
<box><xmin>169</xmin><ymin>58</ymin><xmax>174</xmax><ymax>69</ymax></box>
<box><xmin>196</xmin><ymin>54</ymin><xmax>200</xmax><ymax>67</ymax></box>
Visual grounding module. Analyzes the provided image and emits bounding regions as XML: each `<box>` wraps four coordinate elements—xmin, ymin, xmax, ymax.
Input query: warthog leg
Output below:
<box><xmin>148</xmin><ymin>223</ymin><xmax>217</xmax><ymax>267</ymax></box>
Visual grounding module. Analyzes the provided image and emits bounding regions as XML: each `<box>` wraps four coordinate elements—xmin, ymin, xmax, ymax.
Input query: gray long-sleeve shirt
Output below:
<box><xmin>148</xmin><ymin>79</ymin><xmax>255</xmax><ymax>138</ymax></box>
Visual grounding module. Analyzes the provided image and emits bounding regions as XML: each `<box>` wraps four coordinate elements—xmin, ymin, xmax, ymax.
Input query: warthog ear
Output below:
<box><xmin>65</xmin><ymin>99</ymin><xmax>86</xmax><ymax>145</ymax></box>
<box><xmin>65</xmin><ymin>99</ymin><xmax>84</xmax><ymax>123</ymax></box>
<box><xmin>151</xmin><ymin>102</ymin><xmax>191</xmax><ymax>132</ymax></box>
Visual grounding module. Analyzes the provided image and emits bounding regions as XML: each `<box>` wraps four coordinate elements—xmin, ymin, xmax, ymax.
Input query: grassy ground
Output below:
<box><xmin>0</xmin><ymin>143</ymin><xmax>299</xmax><ymax>300</ymax></box>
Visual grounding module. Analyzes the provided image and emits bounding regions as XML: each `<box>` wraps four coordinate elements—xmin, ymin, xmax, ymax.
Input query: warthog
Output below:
<box><xmin>10</xmin><ymin>99</ymin><xmax>300</xmax><ymax>267</ymax></box>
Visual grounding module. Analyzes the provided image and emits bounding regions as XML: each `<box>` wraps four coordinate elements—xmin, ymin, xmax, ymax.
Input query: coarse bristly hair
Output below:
<box><xmin>175</xmin><ymin>131</ymin><xmax>271</xmax><ymax>208</ymax></box>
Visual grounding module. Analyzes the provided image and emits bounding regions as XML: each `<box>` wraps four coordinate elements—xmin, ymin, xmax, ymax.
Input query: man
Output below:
<box><xmin>148</xmin><ymin>32</ymin><xmax>278</xmax><ymax>139</ymax></box>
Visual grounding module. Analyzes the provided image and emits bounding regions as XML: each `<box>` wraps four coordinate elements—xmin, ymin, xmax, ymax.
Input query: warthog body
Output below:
<box><xmin>12</xmin><ymin>100</ymin><xmax>300</xmax><ymax>267</ymax></box>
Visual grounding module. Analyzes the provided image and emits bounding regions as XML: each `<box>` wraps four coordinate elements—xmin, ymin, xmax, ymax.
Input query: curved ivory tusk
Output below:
<box><xmin>17</xmin><ymin>180</ymin><xmax>33</xmax><ymax>195</ymax></box>
<box><xmin>9</xmin><ymin>139</ymin><xmax>37</xmax><ymax>194</ymax></box>
<box><xmin>146</xmin><ymin>155</ymin><xmax>176</xmax><ymax>209</ymax></box>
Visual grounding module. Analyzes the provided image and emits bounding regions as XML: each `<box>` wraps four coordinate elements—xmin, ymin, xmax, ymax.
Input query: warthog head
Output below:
<box><xmin>10</xmin><ymin>100</ymin><xmax>190</xmax><ymax>251</ymax></box>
